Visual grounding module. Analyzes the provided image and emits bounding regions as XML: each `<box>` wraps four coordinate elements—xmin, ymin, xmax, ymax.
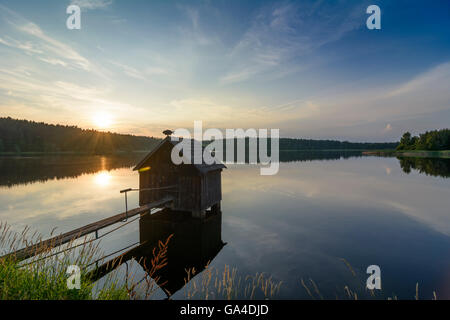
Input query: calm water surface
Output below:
<box><xmin>1</xmin><ymin>153</ymin><xmax>450</xmax><ymax>299</ymax></box>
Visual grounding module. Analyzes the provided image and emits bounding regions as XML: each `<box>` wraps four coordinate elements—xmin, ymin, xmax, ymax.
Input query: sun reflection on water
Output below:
<box><xmin>94</xmin><ymin>171</ymin><xmax>112</xmax><ymax>186</ymax></box>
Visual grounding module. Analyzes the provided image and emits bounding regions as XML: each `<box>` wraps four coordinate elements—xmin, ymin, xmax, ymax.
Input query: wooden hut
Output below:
<box><xmin>133</xmin><ymin>136</ymin><xmax>226</xmax><ymax>218</ymax></box>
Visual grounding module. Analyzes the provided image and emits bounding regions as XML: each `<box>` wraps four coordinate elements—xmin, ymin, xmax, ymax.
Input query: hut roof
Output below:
<box><xmin>133</xmin><ymin>136</ymin><xmax>226</xmax><ymax>174</ymax></box>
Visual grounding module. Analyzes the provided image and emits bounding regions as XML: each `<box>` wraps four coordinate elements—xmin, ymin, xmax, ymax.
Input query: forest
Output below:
<box><xmin>396</xmin><ymin>129</ymin><xmax>450</xmax><ymax>151</ymax></box>
<box><xmin>278</xmin><ymin>138</ymin><xmax>397</xmax><ymax>150</ymax></box>
<box><xmin>0</xmin><ymin>117</ymin><xmax>399</xmax><ymax>155</ymax></box>
<box><xmin>0</xmin><ymin>117</ymin><xmax>160</xmax><ymax>154</ymax></box>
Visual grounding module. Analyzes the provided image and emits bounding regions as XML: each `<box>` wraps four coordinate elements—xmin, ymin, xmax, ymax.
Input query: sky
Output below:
<box><xmin>0</xmin><ymin>0</ymin><xmax>449</xmax><ymax>141</ymax></box>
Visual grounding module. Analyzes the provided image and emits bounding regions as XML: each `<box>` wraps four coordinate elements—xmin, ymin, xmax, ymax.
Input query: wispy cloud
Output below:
<box><xmin>38</xmin><ymin>57</ymin><xmax>68</xmax><ymax>67</ymax></box>
<box><xmin>70</xmin><ymin>0</ymin><xmax>113</xmax><ymax>10</ymax></box>
<box><xmin>161</xmin><ymin>97</ymin><xmax>320</xmax><ymax>129</ymax></box>
<box><xmin>0</xmin><ymin>63</ymin><xmax>146</xmax><ymax>130</ymax></box>
<box><xmin>0</xmin><ymin>36</ymin><xmax>43</xmax><ymax>54</ymax></box>
<box><xmin>177</xmin><ymin>5</ymin><xmax>218</xmax><ymax>46</ymax></box>
<box><xmin>17</xmin><ymin>22</ymin><xmax>93</xmax><ymax>72</ymax></box>
<box><xmin>108</xmin><ymin>60</ymin><xmax>170</xmax><ymax>80</ymax></box>
<box><xmin>220</xmin><ymin>2</ymin><xmax>363</xmax><ymax>84</ymax></box>
<box><xmin>387</xmin><ymin>62</ymin><xmax>450</xmax><ymax>98</ymax></box>
<box><xmin>108</xmin><ymin>61</ymin><xmax>146</xmax><ymax>80</ymax></box>
<box><xmin>278</xmin><ymin>61</ymin><xmax>450</xmax><ymax>140</ymax></box>
<box><xmin>0</xmin><ymin>5</ymin><xmax>98</xmax><ymax>74</ymax></box>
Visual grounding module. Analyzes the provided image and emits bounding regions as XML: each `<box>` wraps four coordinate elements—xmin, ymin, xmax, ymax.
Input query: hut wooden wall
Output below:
<box><xmin>138</xmin><ymin>142</ymin><xmax>180</xmax><ymax>206</ymax></box>
<box><xmin>201</xmin><ymin>170</ymin><xmax>222</xmax><ymax>210</ymax></box>
<box><xmin>176</xmin><ymin>174</ymin><xmax>201</xmax><ymax>211</ymax></box>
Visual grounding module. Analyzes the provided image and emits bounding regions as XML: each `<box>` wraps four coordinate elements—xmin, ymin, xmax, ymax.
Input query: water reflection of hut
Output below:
<box><xmin>134</xmin><ymin>137</ymin><xmax>226</xmax><ymax>218</ymax></box>
<box><xmin>87</xmin><ymin>208</ymin><xmax>225</xmax><ymax>298</ymax></box>
<box><xmin>138</xmin><ymin>208</ymin><xmax>225</xmax><ymax>296</ymax></box>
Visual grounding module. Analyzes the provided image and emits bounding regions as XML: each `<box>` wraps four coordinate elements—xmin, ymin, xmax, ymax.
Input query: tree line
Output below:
<box><xmin>0</xmin><ymin>117</ymin><xmax>400</xmax><ymax>155</ymax></box>
<box><xmin>397</xmin><ymin>129</ymin><xmax>450</xmax><ymax>151</ymax></box>
<box><xmin>209</xmin><ymin>137</ymin><xmax>397</xmax><ymax>152</ymax></box>
<box><xmin>0</xmin><ymin>117</ymin><xmax>160</xmax><ymax>154</ymax></box>
<box><xmin>278</xmin><ymin>138</ymin><xmax>397</xmax><ymax>150</ymax></box>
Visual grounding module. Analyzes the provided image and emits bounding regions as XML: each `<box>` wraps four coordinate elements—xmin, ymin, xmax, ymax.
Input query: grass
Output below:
<box><xmin>182</xmin><ymin>264</ymin><xmax>282</xmax><ymax>300</ymax></box>
<box><xmin>0</xmin><ymin>222</ymin><xmax>130</xmax><ymax>300</ymax></box>
<box><xmin>0</xmin><ymin>257</ymin><xmax>129</xmax><ymax>300</ymax></box>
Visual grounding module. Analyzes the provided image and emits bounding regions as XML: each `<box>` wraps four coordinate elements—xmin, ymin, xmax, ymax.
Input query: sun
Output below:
<box><xmin>92</xmin><ymin>112</ymin><xmax>113</xmax><ymax>130</ymax></box>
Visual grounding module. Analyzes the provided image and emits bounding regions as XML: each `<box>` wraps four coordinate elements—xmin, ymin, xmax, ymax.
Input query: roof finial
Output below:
<box><xmin>163</xmin><ymin>129</ymin><xmax>173</xmax><ymax>136</ymax></box>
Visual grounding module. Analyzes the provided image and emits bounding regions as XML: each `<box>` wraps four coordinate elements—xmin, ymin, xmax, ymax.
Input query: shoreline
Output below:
<box><xmin>363</xmin><ymin>150</ymin><xmax>450</xmax><ymax>159</ymax></box>
<box><xmin>0</xmin><ymin>150</ymin><xmax>151</xmax><ymax>157</ymax></box>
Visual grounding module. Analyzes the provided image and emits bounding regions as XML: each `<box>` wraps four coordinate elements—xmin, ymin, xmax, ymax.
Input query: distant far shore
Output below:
<box><xmin>363</xmin><ymin>150</ymin><xmax>450</xmax><ymax>159</ymax></box>
<box><xmin>0</xmin><ymin>150</ymin><xmax>150</xmax><ymax>156</ymax></box>
<box><xmin>0</xmin><ymin>148</ymin><xmax>385</xmax><ymax>158</ymax></box>
<box><xmin>4</xmin><ymin>149</ymin><xmax>449</xmax><ymax>159</ymax></box>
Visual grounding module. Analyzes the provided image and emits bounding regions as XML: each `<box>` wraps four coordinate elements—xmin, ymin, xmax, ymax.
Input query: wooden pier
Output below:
<box><xmin>3</xmin><ymin>196</ymin><xmax>174</xmax><ymax>262</ymax></box>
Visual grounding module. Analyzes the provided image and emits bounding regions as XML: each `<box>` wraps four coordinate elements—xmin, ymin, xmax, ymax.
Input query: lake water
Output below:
<box><xmin>1</xmin><ymin>153</ymin><xmax>450</xmax><ymax>299</ymax></box>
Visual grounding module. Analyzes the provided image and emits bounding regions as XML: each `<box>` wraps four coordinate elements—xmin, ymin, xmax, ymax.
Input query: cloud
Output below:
<box><xmin>38</xmin><ymin>57</ymin><xmax>68</xmax><ymax>67</ymax></box>
<box><xmin>108</xmin><ymin>61</ymin><xmax>146</xmax><ymax>80</ymax></box>
<box><xmin>17</xmin><ymin>22</ymin><xmax>93</xmax><ymax>72</ymax></box>
<box><xmin>108</xmin><ymin>61</ymin><xmax>170</xmax><ymax>80</ymax></box>
<box><xmin>220</xmin><ymin>2</ymin><xmax>363</xmax><ymax>84</ymax></box>
<box><xmin>0</xmin><ymin>36</ymin><xmax>43</xmax><ymax>54</ymax></box>
<box><xmin>0</xmin><ymin>6</ymin><xmax>92</xmax><ymax>72</ymax></box>
<box><xmin>387</xmin><ymin>62</ymin><xmax>450</xmax><ymax>98</ymax></box>
<box><xmin>159</xmin><ymin>97</ymin><xmax>320</xmax><ymax>129</ymax></box>
<box><xmin>70</xmin><ymin>0</ymin><xmax>113</xmax><ymax>10</ymax></box>
<box><xmin>0</xmin><ymin>5</ymin><xmax>109</xmax><ymax>79</ymax></box>
<box><xmin>383</xmin><ymin>124</ymin><xmax>392</xmax><ymax>132</ymax></box>
<box><xmin>0</xmin><ymin>63</ymin><xmax>147</xmax><ymax>130</ymax></box>
<box><xmin>177</xmin><ymin>5</ymin><xmax>218</xmax><ymax>46</ymax></box>
<box><xmin>278</xmin><ymin>61</ymin><xmax>450</xmax><ymax>140</ymax></box>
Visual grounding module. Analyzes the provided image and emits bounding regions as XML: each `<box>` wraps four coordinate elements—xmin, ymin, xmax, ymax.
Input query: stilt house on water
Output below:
<box><xmin>133</xmin><ymin>134</ymin><xmax>226</xmax><ymax>218</ymax></box>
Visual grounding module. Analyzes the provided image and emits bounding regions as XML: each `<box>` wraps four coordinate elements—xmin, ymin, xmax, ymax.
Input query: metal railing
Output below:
<box><xmin>120</xmin><ymin>185</ymin><xmax>178</xmax><ymax>221</ymax></box>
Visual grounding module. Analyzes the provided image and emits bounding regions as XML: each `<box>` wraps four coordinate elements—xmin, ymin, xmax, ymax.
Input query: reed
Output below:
<box><xmin>0</xmin><ymin>222</ymin><xmax>129</xmax><ymax>300</ymax></box>
<box><xmin>300</xmin><ymin>259</ymin><xmax>439</xmax><ymax>300</ymax></box>
<box><xmin>181</xmin><ymin>264</ymin><xmax>282</xmax><ymax>300</ymax></box>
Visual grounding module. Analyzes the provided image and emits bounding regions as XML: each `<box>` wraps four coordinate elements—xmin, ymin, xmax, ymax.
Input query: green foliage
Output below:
<box><xmin>398</xmin><ymin>132</ymin><xmax>412</xmax><ymax>150</ymax></box>
<box><xmin>0</xmin><ymin>221</ymin><xmax>129</xmax><ymax>300</ymax></box>
<box><xmin>397</xmin><ymin>129</ymin><xmax>450</xmax><ymax>151</ymax></box>
<box><xmin>0</xmin><ymin>258</ymin><xmax>89</xmax><ymax>300</ymax></box>
<box><xmin>0</xmin><ymin>117</ymin><xmax>160</xmax><ymax>154</ymax></box>
<box><xmin>0</xmin><ymin>257</ymin><xmax>129</xmax><ymax>300</ymax></box>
